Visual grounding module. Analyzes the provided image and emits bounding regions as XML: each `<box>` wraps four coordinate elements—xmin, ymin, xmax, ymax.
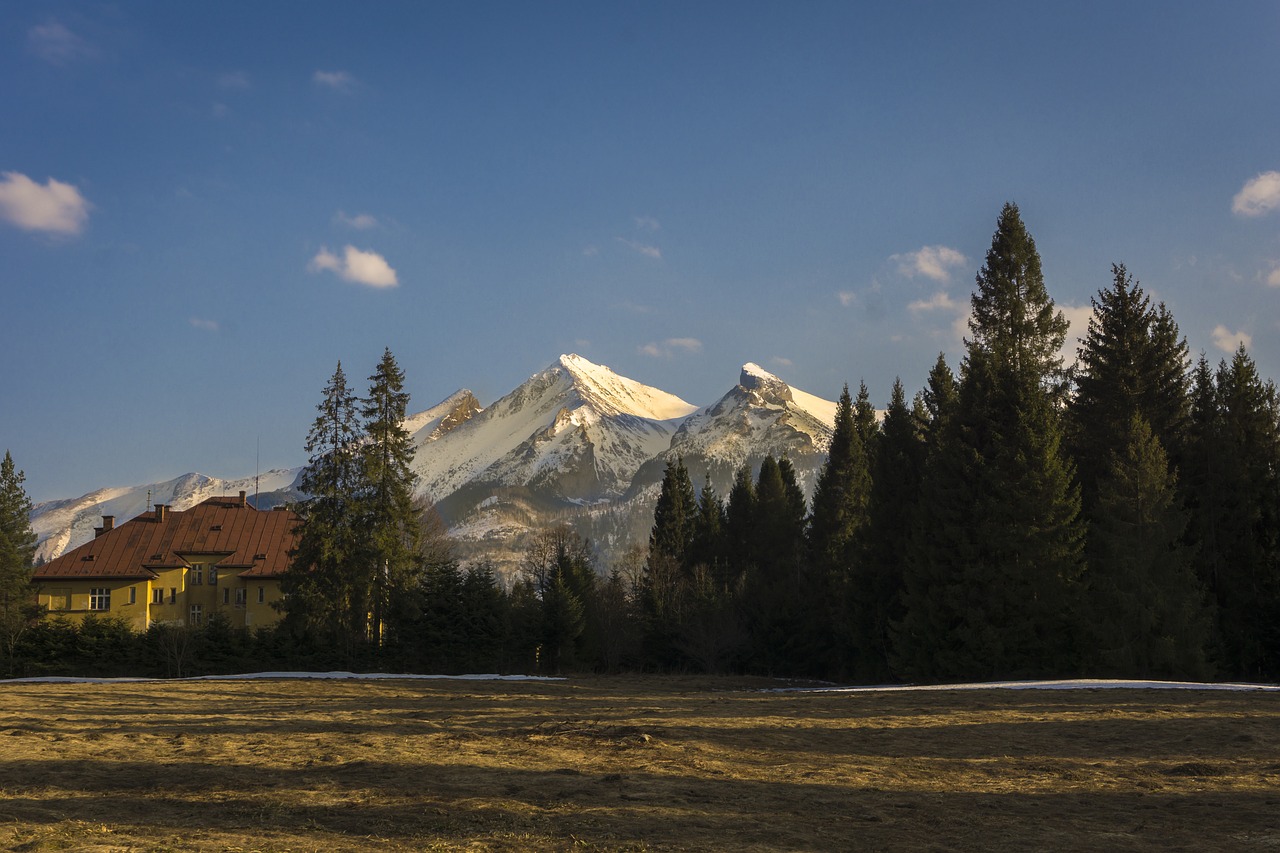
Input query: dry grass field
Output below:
<box><xmin>0</xmin><ymin>675</ymin><xmax>1277</xmax><ymax>852</ymax></box>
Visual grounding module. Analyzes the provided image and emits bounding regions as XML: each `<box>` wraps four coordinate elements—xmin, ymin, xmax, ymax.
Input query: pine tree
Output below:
<box><xmin>641</xmin><ymin>457</ymin><xmax>698</xmax><ymax>666</ymax></box>
<box><xmin>853</xmin><ymin>380</ymin><xmax>879</xmax><ymax>464</ymax></box>
<box><xmin>895</xmin><ymin>204</ymin><xmax>1085</xmax><ymax>680</ymax></box>
<box><xmin>919</xmin><ymin>353</ymin><xmax>957</xmax><ymax>455</ymax></box>
<box><xmin>744</xmin><ymin>455</ymin><xmax>809</xmax><ymax>674</ymax></box>
<box><xmin>281</xmin><ymin>362</ymin><xmax>370</xmax><ymax>660</ymax></box>
<box><xmin>1191</xmin><ymin>347</ymin><xmax>1280</xmax><ymax>677</ymax></box>
<box><xmin>361</xmin><ymin>348</ymin><xmax>421</xmax><ymax>648</ymax></box>
<box><xmin>0</xmin><ymin>451</ymin><xmax>38</xmax><ymax>675</ymax></box>
<box><xmin>1069</xmin><ymin>264</ymin><xmax>1190</xmax><ymax>512</ymax></box>
<box><xmin>724</xmin><ymin>464</ymin><xmax>757</xmax><ymax>586</ymax></box>
<box><xmin>807</xmin><ymin>385</ymin><xmax>872</xmax><ymax>677</ymax></box>
<box><xmin>860</xmin><ymin>379</ymin><xmax>924</xmax><ymax>682</ymax></box>
<box><xmin>1086</xmin><ymin>416</ymin><xmax>1210</xmax><ymax>678</ymax></box>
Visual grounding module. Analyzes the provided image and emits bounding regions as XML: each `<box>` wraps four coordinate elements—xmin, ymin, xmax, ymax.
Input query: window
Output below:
<box><xmin>190</xmin><ymin>564</ymin><xmax>203</xmax><ymax>585</ymax></box>
<box><xmin>89</xmin><ymin>588</ymin><xmax>111</xmax><ymax>611</ymax></box>
<box><xmin>153</xmin><ymin>588</ymin><xmax>164</xmax><ymax>605</ymax></box>
<box><xmin>257</xmin><ymin>586</ymin><xmax>265</xmax><ymax>604</ymax></box>
<box><xmin>169</xmin><ymin>588</ymin><xmax>176</xmax><ymax>604</ymax></box>
<box><xmin>48</xmin><ymin>589</ymin><xmax>71</xmax><ymax>611</ymax></box>
<box><xmin>209</xmin><ymin>567</ymin><xmax>218</xmax><ymax>586</ymax></box>
<box><xmin>235</xmin><ymin>588</ymin><xmax>247</xmax><ymax>608</ymax></box>
<box><xmin>129</xmin><ymin>587</ymin><xmax>137</xmax><ymax>605</ymax></box>
<box><xmin>189</xmin><ymin>604</ymin><xmax>203</xmax><ymax>625</ymax></box>
<box><xmin>222</xmin><ymin>588</ymin><xmax>230</xmax><ymax>605</ymax></box>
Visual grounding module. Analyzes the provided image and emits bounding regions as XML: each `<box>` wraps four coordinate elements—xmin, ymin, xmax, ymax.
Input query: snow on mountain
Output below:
<box><xmin>31</xmin><ymin>468</ymin><xmax>302</xmax><ymax>563</ymax></box>
<box><xmin>31</xmin><ymin>354</ymin><xmax>839</xmax><ymax>577</ymax></box>
<box><xmin>411</xmin><ymin>354</ymin><xmax>696</xmax><ymax>504</ymax></box>
<box><xmin>638</xmin><ymin>363</ymin><xmax>835</xmax><ymax>495</ymax></box>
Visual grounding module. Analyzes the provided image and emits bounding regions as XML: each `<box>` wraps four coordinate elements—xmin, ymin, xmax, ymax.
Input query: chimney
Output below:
<box><xmin>94</xmin><ymin>516</ymin><xmax>115</xmax><ymax>538</ymax></box>
<box><xmin>155</xmin><ymin>504</ymin><xmax>168</xmax><ymax>523</ymax></box>
<box><xmin>239</xmin><ymin>490</ymin><xmax>247</xmax><ymax>507</ymax></box>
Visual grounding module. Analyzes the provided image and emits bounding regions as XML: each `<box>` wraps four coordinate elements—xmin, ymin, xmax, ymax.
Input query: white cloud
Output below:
<box><xmin>638</xmin><ymin>337</ymin><xmax>703</xmax><ymax>358</ymax></box>
<box><xmin>189</xmin><ymin>317</ymin><xmax>220</xmax><ymax>333</ymax></box>
<box><xmin>837</xmin><ymin>291</ymin><xmax>858</xmax><ymax>307</ymax></box>
<box><xmin>582</xmin><ymin>245</ymin><xmax>599</xmax><ymax>257</ymax></box>
<box><xmin>28</xmin><ymin>21</ymin><xmax>94</xmax><ymax>65</ymax></box>
<box><xmin>0</xmin><ymin>172</ymin><xmax>91</xmax><ymax>235</ymax></box>
<box><xmin>633</xmin><ymin>215</ymin><xmax>661</xmax><ymax>231</ymax></box>
<box><xmin>1057</xmin><ymin>304</ymin><xmax>1094</xmax><ymax>369</ymax></box>
<box><xmin>892</xmin><ymin>245</ymin><xmax>967</xmax><ymax>282</ymax></box>
<box><xmin>1232</xmin><ymin>172</ymin><xmax>1280</xmax><ymax>217</ymax></box>
<box><xmin>333</xmin><ymin>210</ymin><xmax>378</xmax><ymax>230</ymax></box>
<box><xmin>617</xmin><ymin>237</ymin><xmax>662</xmax><ymax>260</ymax></box>
<box><xmin>1212</xmin><ymin>324</ymin><xmax>1252</xmax><ymax>353</ymax></box>
<box><xmin>1266</xmin><ymin>263</ymin><xmax>1280</xmax><ymax>288</ymax></box>
<box><xmin>217</xmin><ymin>71</ymin><xmax>251</xmax><ymax>90</ymax></box>
<box><xmin>313</xmin><ymin>70</ymin><xmax>355</xmax><ymax>92</ymax></box>
<box><xmin>907</xmin><ymin>291</ymin><xmax>959</xmax><ymax>314</ymax></box>
<box><xmin>308</xmin><ymin>245</ymin><xmax>398</xmax><ymax>288</ymax></box>
<box><xmin>771</xmin><ymin>356</ymin><xmax>794</xmax><ymax>368</ymax></box>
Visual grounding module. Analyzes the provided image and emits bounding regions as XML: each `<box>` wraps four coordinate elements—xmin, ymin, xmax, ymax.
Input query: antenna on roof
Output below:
<box><xmin>146</xmin><ymin>489</ymin><xmax>152</xmax><ymax>512</ymax></box>
<box><xmin>254</xmin><ymin>435</ymin><xmax>260</xmax><ymax>509</ymax></box>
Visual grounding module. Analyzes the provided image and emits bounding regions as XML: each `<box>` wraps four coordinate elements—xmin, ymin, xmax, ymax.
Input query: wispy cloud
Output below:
<box><xmin>1268</xmin><ymin>263</ymin><xmax>1280</xmax><ymax>288</ymax></box>
<box><xmin>189</xmin><ymin>317</ymin><xmax>220</xmax><ymax>333</ymax></box>
<box><xmin>1232</xmin><ymin>171</ymin><xmax>1280</xmax><ymax>217</ymax></box>
<box><xmin>28</xmin><ymin>20</ymin><xmax>95</xmax><ymax>65</ymax></box>
<box><xmin>638</xmin><ymin>337</ymin><xmax>702</xmax><ymax>358</ymax></box>
<box><xmin>633</xmin><ymin>215</ymin><xmax>661</xmax><ymax>231</ymax></box>
<box><xmin>217</xmin><ymin>71</ymin><xmax>251</xmax><ymax>90</ymax></box>
<box><xmin>1212</xmin><ymin>324</ymin><xmax>1252</xmax><ymax>353</ymax></box>
<box><xmin>308</xmin><ymin>245</ymin><xmax>398</xmax><ymax>288</ymax></box>
<box><xmin>891</xmin><ymin>245</ymin><xmax>967</xmax><ymax>282</ymax></box>
<box><xmin>907</xmin><ymin>291</ymin><xmax>959</xmax><ymax>314</ymax></box>
<box><xmin>582</xmin><ymin>245</ymin><xmax>599</xmax><ymax>257</ymax></box>
<box><xmin>771</xmin><ymin>356</ymin><xmax>794</xmax><ymax>368</ymax></box>
<box><xmin>617</xmin><ymin>237</ymin><xmax>662</xmax><ymax>260</ymax></box>
<box><xmin>313</xmin><ymin>70</ymin><xmax>355</xmax><ymax>92</ymax></box>
<box><xmin>333</xmin><ymin>210</ymin><xmax>378</xmax><ymax>230</ymax></box>
<box><xmin>837</xmin><ymin>291</ymin><xmax>858</xmax><ymax>307</ymax></box>
<box><xmin>1058</xmin><ymin>304</ymin><xmax>1094</xmax><ymax>368</ymax></box>
<box><xmin>0</xmin><ymin>172</ymin><xmax>90</xmax><ymax>235</ymax></box>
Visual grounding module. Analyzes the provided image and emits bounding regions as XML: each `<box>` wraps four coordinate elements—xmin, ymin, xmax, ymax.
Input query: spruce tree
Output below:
<box><xmin>641</xmin><ymin>457</ymin><xmax>698</xmax><ymax>666</ymax></box>
<box><xmin>1086</xmin><ymin>416</ymin><xmax>1210</xmax><ymax>678</ymax></box>
<box><xmin>744</xmin><ymin>455</ymin><xmax>809</xmax><ymax>674</ymax></box>
<box><xmin>860</xmin><ymin>379</ymin><xmax>923</xmax><ymax>682</ymax></box>
<box><xmin>361</xmin><ymin>348</ymin><xmax>421</xmax><ymax>648</ymax></box>
<box><xmin>281</xmin><ymin>362</ymin><xmax>370</xmax><ymax>660</ymax></box>
<box><xmin>895</xmin><ymin>203</ymin><xmax>1085</xmax><ymax>681</ymax></box>
<box><xmin>1069</xmin><ymin>264</ymin><xmax>1190</xmax><ymax>512</ymax></box>
<box><xmin>0</xmin><ymin>451</ymin><xmax>38</xmax><ymax>675</ymax></box>
<box><xmin>807</xmin><ymin>385</ymin><xmax>872</xmax><ymax>677</ymax></box>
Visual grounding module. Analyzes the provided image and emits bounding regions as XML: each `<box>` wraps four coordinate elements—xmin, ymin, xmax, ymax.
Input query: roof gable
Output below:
<box><xmin>34</xmin><ymin>497</ymin><xmax>300</xmax><ymax>581</ymax></box>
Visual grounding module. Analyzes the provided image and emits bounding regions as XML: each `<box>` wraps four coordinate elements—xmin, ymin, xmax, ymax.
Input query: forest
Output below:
<box><xmin>3</xmin><ymin>203</ymin><xmax>1278</xmax><ymax>683</ymax></box>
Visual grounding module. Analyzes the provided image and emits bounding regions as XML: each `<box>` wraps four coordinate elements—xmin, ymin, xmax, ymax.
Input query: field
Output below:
<box><xmin>0</xmin><ymin>676</ymin><xmax>1277</xmax><ymax>851</ymax></box>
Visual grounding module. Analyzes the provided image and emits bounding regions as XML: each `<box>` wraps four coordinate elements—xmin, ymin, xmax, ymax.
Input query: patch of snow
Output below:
<box><xmin>776</xmin><ymin>678</ymin><xmax>1280</xmax><ymax>693</ymax></box>
<box><xmin>1</xmin><ymin>671</ymin><xmax>564</xmax><ymax>684</ymax></box>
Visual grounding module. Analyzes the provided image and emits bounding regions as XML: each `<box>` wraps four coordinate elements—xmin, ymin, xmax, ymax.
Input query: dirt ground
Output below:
<box><xmin>0</xmin><ymin>675</ymin><xmax>1276</xmax><ymax>851</ymax></box>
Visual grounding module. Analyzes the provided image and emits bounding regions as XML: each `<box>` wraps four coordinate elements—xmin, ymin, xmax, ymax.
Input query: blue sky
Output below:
<box><xmin>3</xmin><ymin>2</ymin><xmax>1279</xmax><ymax>502</ymax></box>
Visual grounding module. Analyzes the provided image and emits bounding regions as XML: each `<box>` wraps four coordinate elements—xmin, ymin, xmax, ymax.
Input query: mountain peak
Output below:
<box><xmin>739</xmin><ymin>362</ymin><xmax>793</xmax><ymax>404</ymax></box>
<box><xmin>551</xmin><ymin>354</ymin><xmax>696</xmax><ymax>421</ymax></box>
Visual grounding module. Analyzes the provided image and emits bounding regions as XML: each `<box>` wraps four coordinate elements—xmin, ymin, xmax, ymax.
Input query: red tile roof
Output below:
<box><xmin>34</xmin><ymin>497</ymin><xmax>300</xmax><ymax>582</ymax></box>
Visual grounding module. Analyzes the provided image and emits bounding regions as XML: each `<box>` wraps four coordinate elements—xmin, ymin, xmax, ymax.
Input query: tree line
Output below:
<box><xmin>2</xmin><ymin>203</ymin><xmax>1277</xmax><ymax>681</ymax></box>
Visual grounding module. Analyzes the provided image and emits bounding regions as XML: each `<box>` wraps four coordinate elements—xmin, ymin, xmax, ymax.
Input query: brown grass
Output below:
<box><xmin>0</xmin><ymin>675</ymin><xmax>1277</xmax><ymax>851</ymax></box>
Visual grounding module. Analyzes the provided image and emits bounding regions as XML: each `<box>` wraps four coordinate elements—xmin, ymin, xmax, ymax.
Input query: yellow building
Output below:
<box><xmin>33</xmin><ymin>493</ymin><xmax>299</xmax><ymax>632</ymax></box>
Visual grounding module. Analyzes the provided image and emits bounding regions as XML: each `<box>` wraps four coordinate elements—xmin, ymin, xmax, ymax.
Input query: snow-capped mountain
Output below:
<box><xmin>31</xmin><ymin>469</ymin><xmax>302</xmax><ymax>564</ymax></box>
<box><xmin>31</xmin><ymin>355</ymin><xmax>835</xmax><ymax>576</ymax></box>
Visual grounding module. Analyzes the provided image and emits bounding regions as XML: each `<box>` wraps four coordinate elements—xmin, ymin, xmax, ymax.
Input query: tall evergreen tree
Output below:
<box><xmin>361</xmin><ymin>348</ymin><xmax>421</xmax><ymax>647</ymax></box>
<box><xmin>1069</xmin><ymin>264</ymin><xmax>1190</xmax><ymax>511</ymax></box>
<box><xmin>859</xmin><ymin>379</ymin><xmax>924</xmax><ymax>682</ymax></box>
<box><xmin>1086</xmin><ymin>416</ymin><xmax>1210</xmax><ymax>678</ymax></box>
<box><xmin>895</xmin><ymin>203</ymin><xmax>1085</xmax><ymax>680</ymax></box>
<box><xmin>853</xmin><ymin>380</ymin><xmax>879</xmax><ymax>464</ymax></box>
<box><xmin>744</xmin><ymin>455</ymin><xmax>809</xmax><ymax>673</ymax></box>
<box><xmin>281</xmin><ymin>362</ymin><xmax>370</xmax><ymax>659</ymax></box>
<box><xmin>807</xmin><ymin>385</ymin><xmax>872</xmax><ymax>677</ymax></box>
<box><xmin>0</xmin><ymin>451</ymin><xmax>38</xmax><ymax>675</ymax></box>
<box><xmin>1189</xmin><ymin>347</ymin><xmax>1280</xmax><ymax>677</ymax></box>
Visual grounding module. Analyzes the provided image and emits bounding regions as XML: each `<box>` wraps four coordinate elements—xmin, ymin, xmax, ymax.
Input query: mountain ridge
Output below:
<box><xmin>31</xmin><ymin>355</ymin><xmax>836</xmax><ymax>575</ymax></box>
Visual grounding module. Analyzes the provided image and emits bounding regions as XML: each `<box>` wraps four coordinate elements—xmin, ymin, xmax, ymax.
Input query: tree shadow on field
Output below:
<box><xmin>1</xmin><ymin>757</ymin><xmax>1278</xmax><ymax>851</ymax></box>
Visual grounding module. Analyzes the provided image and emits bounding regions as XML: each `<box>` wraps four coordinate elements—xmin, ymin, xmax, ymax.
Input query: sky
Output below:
<box><xmin>3</xmin><ymin>2</ymin><xmax>1279</xmax><ymax>503</ymax></box>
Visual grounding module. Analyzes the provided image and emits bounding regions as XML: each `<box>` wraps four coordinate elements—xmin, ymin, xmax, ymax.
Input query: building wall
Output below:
<box><xmin>35</xmin><ymin>567</ymin><xmax>284</xmax><ymax>632</ymax></box>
